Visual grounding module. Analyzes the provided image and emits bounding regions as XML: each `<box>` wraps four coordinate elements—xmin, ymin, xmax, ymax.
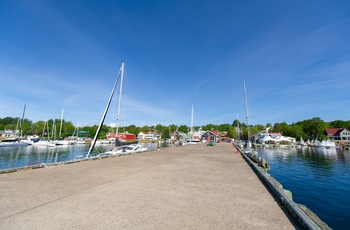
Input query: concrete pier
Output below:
<box><xmin>0</xmin><ymin>143</ymin><xmax>298</xmax><ymax>229</ymax></box>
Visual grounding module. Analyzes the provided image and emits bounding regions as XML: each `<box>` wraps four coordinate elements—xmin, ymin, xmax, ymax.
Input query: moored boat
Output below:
<box><xmin>0</xmin><ymin>138</ymin><xmax>29</xmax><ymax>147</ymax></box>
<box><xmin>98</xmin><ymin>144</ymin><xmax>148</xmax><ymax>157</ymax></box>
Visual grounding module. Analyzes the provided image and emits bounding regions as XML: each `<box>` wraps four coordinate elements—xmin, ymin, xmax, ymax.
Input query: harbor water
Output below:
<box><xmin>257</xmin><ymin>146</ymin><xmax>350</xmax><ymax>230</ymax></box>
<box><xmin>1</xmin><ymin>143</ymin><xmax>349</xmax><ymax>229</ymax></box>
<box><xmin>0</xmin><ymin>142</ymin><xmax>173</xmax><ymax>170</ymax></box>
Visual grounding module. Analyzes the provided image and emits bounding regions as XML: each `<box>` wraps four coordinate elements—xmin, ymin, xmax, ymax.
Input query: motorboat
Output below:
<box><xmin>33</xmin><ymin>139</ymin><xmax>57</xmax><ymax>147</ymax></box>
<box><xmin>0</xmin><ymin>138</ymin><xmax>29</xmax><ymax>147</ymax></box>
<box><xmin>98</xmin><ymin>144</ymin><xmax>148</xmax><ymax>157</ymax></box>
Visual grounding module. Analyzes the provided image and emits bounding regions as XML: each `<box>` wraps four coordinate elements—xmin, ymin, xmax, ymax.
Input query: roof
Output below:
<box><xmin>275</xmin><ymin>136</ymin><xmax>291</xmax><ymax>142</ymax></box>
<box><xmin>325</xmin><ymin>128</ymin><xmax>344</xmax><ymax>136</ymax></box>
<box><xmin>202</xmin><ymin>130</ymin><xmax>220</xmax><ymax>136</ymax></box>
<box><xmin>209</xmin><ymin>130</ymin><xmax>219</xmax><ymax>135</ymax></box>
<box><xmin>261</xmin><ymin>135</ymin><xmax>276</xmax><ymax>142</ymax></box>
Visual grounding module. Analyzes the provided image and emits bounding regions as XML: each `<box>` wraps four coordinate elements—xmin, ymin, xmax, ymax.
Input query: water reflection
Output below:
<box><xmin>0</xmin><ymin>141</ymin><xmax>176</xmax><ymax>170</ymax></box>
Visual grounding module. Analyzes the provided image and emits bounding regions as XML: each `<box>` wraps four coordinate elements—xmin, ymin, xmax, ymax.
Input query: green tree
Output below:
<box><xmin>232</xmin><ymin>119</ymin><xmax>241</xmax><ymax>128</ymax></box>
<box><xmin>178</xmin><ymin>125</ymin><xmax>189</xmax><ymax>133</ymax></box>
<box><xmin>140</xmin><ymin>125</ymin><xmax>149</xmax><ymax>132</ymax></box>
<box><xmin>155</xmin><ymin>124</ymin><xmax>164</xmax><ymax>133</ymax></box>
<box><xmin>329</xmin><ymin>120</ymin><xmax>349</xmax><ymax>128</ymax></box>
<box><xmin>202</xmin><ymin>124</ymin><xmax>217</xmax><ymax>131</ymax></box>
<box><xmin>162</xmin><ymin>128</ymin><xmax>170</xmax><ymax>139</ymax></box>
<box><xmin>169</xmin><ymin>124</ymin><xmax>177</xmax><ymax>132</ymax></box>
<box><xmin>273</xmin><ymin>122</ymin><xmax>292</xmax><ymax>136</ymax></box>
<box><xmin>218</xmin><ymin>123</ymin><xmax>230</xmax><ymax>132</ymax></box>
<box><xmin>290</xmin><ymin>123</ymin><xmax>306</xmax><ymax>141</ymax></box>
<box><xmin>300</xmin><ymin>117</ymin><xmax>328</xmax><ymax>140</ymax></box>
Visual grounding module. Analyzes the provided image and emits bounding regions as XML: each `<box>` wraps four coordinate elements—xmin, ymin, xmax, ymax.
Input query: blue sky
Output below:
<box><xmin>1</xmin><ymin>0</ymin><xmax>350</xmax><ymax>128</ymax></box>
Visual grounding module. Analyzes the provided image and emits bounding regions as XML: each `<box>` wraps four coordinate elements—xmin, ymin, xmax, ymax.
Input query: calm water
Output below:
<box><xmin>0</xmin><ymin>142</ymin><xmax>171</xmax><ymax>170</ymax></box>
<box><xmin>257</xmin><ymin>146</ymin><xmax>350</xmax><ymax>230</ymax></box>
<box><xmin>1</xmin><ymin>144</ymin><xmax>349</xmax><ymax>229</ymax></box>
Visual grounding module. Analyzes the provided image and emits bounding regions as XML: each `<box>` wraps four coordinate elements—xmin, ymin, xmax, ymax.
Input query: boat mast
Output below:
<box><xmin>243</xmin><ymin>80</ymin><xmax>250</xmax><ymax>141</ymax></box>
<box><xmin>59</xmin><ymin>108</ymin><xmax>64</xmax><ymax>138</ymax></box>
<box><xmin>42</xmin><ymin>121</ymin><xmax>46</xmax><ymax>138</ymax></box>
<box><xmin>86</xmin><ymin>61</ymin><xmax>123</xmax><ymax>158</ymax></box>
<box><xmin>190</xmin><ymin>104</ymin><xmax>194</xmax><ymax>141</ymax></box>
<box><xmin>236</xmin><ymin>114</ymin><xmax>239</xmax><ymax>140</ymax></box>
<box><xmin>115</xmin><ymin>61</ymin><xmax>124</xmax><ymax>139</ymax></box>
<box><xmin>20</xmin><ymin>104</ymin><xmax>26</xmax><ymax>138</ymax></box>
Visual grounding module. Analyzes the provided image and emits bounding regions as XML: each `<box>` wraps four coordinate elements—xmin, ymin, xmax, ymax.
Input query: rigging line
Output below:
<box><xmin>86</xmin><ymin>63</ymin><xmax>123</xmax><ymax>158</ymax></box>
<box><xmin>120</xmin><ymin>67</ymin><xmax>129</xmax><ymax>127</ymax></box>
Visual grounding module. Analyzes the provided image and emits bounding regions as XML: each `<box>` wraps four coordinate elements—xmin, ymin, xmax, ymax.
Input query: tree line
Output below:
<box><xmin>1</xmin><ymin>116</ymin><xmax>350</xmax><ymax>141</ymax></box>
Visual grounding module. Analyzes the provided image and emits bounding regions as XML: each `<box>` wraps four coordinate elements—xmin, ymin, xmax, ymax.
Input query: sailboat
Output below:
<box><xmin>86</xmin><ymin>61</ymin><xmax>144</xmax><ymax>158</ymax></box>
<box><xmin>243</xmin><ymin>80</ymin><xmax>253</xmax><ymax>154</ymax></box>
<box><xmin>0</xmin><ymin>105</ymin><xmax>30</xmax><ymax>147</ymax></box>
<box><xmin>113</xmin><ymin>63</ymin><xmax>138</xmax><ymax>147</ymax></box>
<box><xmin>33</xmin><ymin>120</ymin><xmax>56</xmax><ymax>147</ymax></box>
<box><xmin>187</xmin><ymin>104</ymin><xmax>199</xmax><ymax>144</ymax></box>
<box><xmin>54</xmin><ymin>109</ymin><xmax>75</xmax><ymax>145</ymax></box>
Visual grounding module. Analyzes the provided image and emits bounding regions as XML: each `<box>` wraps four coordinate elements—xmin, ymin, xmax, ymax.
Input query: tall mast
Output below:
<box><xmin>115</xmin><ymin>61</ymin><xmax>124</xmax><ymax>138</ymax></box>
<box><xmin>20</xmin><ymin>104</ymin><xmax>26</xmax><ymax>138</ymax></box>
<box><xmin>42</xmin><ymin>121</ymin><xmax>46</xmax><ymax>138</ymax></box>
<box><xmin>243</xmin><ymin>80</ymin><xmax>250</xmax><ymax>140</ymax></box>
<box><xmin>86</xmin><ymin>61</ymin><xmax>123</xmax><ymax>158</ymax></box>
<box><xmin>59</xmin><ymin>108</ymin><xmax>64</xmax><ymax>138</ymax></box>
<box><xmin>236</xmin><ymin>114</ymin><xmax>239</xmax><ymax>140</ymax></box>
<box><xmin>190</xmin><ymin>104</ymin><xmax>194</xmax><ymax>140</ymax></box>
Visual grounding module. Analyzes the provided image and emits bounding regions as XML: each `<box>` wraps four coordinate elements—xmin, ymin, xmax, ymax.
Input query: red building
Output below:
<box><xmin>107</xmin><ymin>132</ymin><xmax>136</xmax><ymax>141</ymax></box>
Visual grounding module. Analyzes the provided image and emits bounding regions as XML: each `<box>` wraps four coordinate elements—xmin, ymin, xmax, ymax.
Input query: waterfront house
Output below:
<box><xmin>145</xmin><ymin>131</ymin><xmax>160</xmax><ymax>140</ymax></box>
<box><xmin>0</xmin><ymin>130</ymin><xmax>18</xmax><ymax>138</ymax></box>
<box><xmin>325</xmin><ymin>128</ymin><xmax>350</xmax><ymax>144</ymax></box>
<box><xmin>137</xmin><ymin>131</ymin><xmax>146</xmax><ymax>140</ymax></box>
<box><xmin>259</xmin><ymin>134</ymin><xmax>277</xmax><ymax>145</ymax></box>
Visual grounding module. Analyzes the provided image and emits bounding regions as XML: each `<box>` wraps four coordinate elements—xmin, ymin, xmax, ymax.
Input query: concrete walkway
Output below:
<box><xmin>0</xmin><ymin>143</ymin><xmax>297</xmax><ymax>229</ymax></box>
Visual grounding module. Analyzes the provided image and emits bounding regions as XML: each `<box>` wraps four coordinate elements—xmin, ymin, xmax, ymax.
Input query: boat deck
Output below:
<box><xmin>0</xmin><ymin>143</ymin><xmax>298</xmax><ymax>229</ymax></box>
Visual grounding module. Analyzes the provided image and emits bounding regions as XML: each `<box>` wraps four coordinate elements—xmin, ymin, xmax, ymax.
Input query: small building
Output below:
<box><xmin>137</xmin><ymin>131</ymin><xmax>147</xmax><ymax>140</ymax></box>
<box><xmin>118</xmin><ymin>133</ymin><xmax>137</xmax><ymax>141</ymax></box>
<box><xmin>201</xmin><ymin>130</ymin><xmax>220</xmax><ymax>143</ymax></box>
<box><xmin>259</xmin><ymin>135</ymin><xmax>277</xmax><ymax>145</ymax></box>
<box><xmin>0</xmin><ymin>130</ymin><xmax>18</xmax><ymax>138</ymax></box>
<box><xmin>275</xmin><ymin>135</ymin><xmax>292</xmax><ymax>145</ymax></box>
<box><xmin>144</xmin><ymin>131</ymin><xmax>160</xmax><ymax>140</ymax></box>
<box><xmin>325</xmin><ymin>128</ymin><xmax>350</xmax><ymax>144</ymax></box>
<box><xmin>107</xmin><ymin>132</ymin><xmax>136</xmax><ymax>141</ymax></box>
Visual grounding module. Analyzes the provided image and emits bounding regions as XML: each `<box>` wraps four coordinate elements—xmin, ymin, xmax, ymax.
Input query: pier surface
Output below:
<box><xmin>0</xmin><ymin>143</ymin><xmax>297</xmax><ymax>229</ymax></box>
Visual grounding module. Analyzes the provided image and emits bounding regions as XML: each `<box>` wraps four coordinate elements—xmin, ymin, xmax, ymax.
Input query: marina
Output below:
<box><xmin>1</xmin><ymin>2</ymin><xmax>349</xmax><ymax>229</ymax></box>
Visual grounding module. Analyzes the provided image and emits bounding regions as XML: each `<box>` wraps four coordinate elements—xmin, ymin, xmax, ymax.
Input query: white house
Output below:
<box><xmin>0</xmin><ymin>130</ymin><xmax>18</xmax><ymax>138</ymax></box>
<box><xmin>137</xmin><ymin>131</ymin><xmax>146</xmax><ymax>140</ymax></box>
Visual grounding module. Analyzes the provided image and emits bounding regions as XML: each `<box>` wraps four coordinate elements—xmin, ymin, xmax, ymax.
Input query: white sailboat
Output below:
<box><xmin>33</xmin><ymin>121</ymin><xmax>55</xmax><ymax>147</ymax></box>
<box><xmin>54</xmin><ymin>109</ymin><xmax>75</xmax><ymax>145</ymax></box>
<box><xmin>243</xmin><ymin>80</ymin><xmax>254</xmax><ymax>154</ymax></box>
<box><xmin>87</xmin><ymin>61</ymin><xmax>145</xmax><ymax>158</ymax></box>
<box><xmin>0</xmin><ymin>105</ymin><xmax>31</xmax><ymax>147</ymax></box>
<box><xmin>187</xmin><ymin>104</ymin><xmax>199</xmax><ymax>144</ymax></box>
